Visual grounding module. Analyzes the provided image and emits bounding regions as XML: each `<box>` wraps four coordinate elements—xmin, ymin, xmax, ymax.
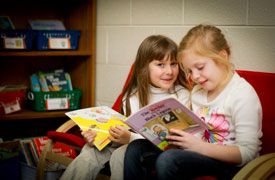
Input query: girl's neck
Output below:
<box><xmin>150</xmin><ymin>84</ymin><xmax>175</xmax><ymax>94</ymax></box>
<box><xmin>207</xmin><ymin>71</ymin><xmax>234</xmax><ymax>102</ymax></box>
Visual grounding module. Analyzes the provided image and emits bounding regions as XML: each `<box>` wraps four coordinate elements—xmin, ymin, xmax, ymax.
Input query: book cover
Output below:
<box><xmin>65</xmin><ymin>106</ymin><xmax>129</xmax><ymax>151</ymax></box>
<box><xmin>124</xmin><ymin>97</ymin><xmax>209</xmax><ymax>150</ymax></box>
<box><xmin>0</xmin><ymin>140</ymin><xmax>20</xmax><ymax>160</ymax></box>
<box><xmin>28</xmin><ymin>20</ymin><xmax>66</xmax><ymax>30</ymax></box>
<box><xmin>32</xmin><ymin>136</ymin><xmax>77</xmax><ymax>159</ymax></box>
<box><xmin>0</xmin><ymin>16</ymin><xmax>15</xmax><ymax>30</ymax></box>
<box><xmin>40</xmin><ymin>70</ymin><xmax>71</xmax><ymax>91</ymax></box>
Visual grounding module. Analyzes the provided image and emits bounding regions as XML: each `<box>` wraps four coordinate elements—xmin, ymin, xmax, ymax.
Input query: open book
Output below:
<box><xmin>124</xmin><ymin>97</ymin><xmax>209</xmax><ymax>150</ymax></box>
<box><xmin>66</xmin><ymin>97</ymin><xmax>208</xmax><ymax>151</ymax></box>
<box><xmin>65</xmin><ymin>107</ymin><xmax>129</xmax><ymax>151</ymax></box>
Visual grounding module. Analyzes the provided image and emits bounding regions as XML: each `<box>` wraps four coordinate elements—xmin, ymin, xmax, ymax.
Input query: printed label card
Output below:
<box><xmin>46</xmin><ymin>98</ymin><xmax>69</xmax><ymax>110</ymax></box>
<box><xmin>4</xmin><ymin>38</ymin><xmax>26</xmax><ymax>49</ymax></box>
<box><xmin>48</xmin><ymin>38</ymin><xmax>71</xmax><ymax>49</ymax></box>
<box><xmin>3</xmin><ymin>99</ymin><xmax>21</xmax><ymax>114</ymax></box>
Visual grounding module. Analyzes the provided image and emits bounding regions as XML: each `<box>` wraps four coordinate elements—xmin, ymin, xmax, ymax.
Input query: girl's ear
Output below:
<box><xmin>219</xmin><ymin>49</ymin><xmax>229</xmax><ymax>59</ymax></box>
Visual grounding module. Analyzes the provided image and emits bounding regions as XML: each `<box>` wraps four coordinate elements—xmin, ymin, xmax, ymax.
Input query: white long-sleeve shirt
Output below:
<box><xmin>125</xmin><ymin>85</ymin><xmax>190</xmax><ymax>142</ymax></box>
<box><xmin>192</xmin><ymin>72</ymin><xmax>262</xmax><ymax>166</ymax></box>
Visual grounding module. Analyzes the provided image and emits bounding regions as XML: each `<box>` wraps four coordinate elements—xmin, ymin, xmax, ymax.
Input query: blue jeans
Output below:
<box><xmin>124</xmin><ymin>139</ymin><xmax>241</xmax><ymax>180</ymax></box>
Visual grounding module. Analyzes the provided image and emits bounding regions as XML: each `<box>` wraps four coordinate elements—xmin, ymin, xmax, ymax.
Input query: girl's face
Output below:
<box><xmin>148</xmin><ymin>55</ymin><xmax>179</xmax><ymax>89</ymax></box>
<box><xmin>180</xmin><ymin>50</ymin><xmax>226</xmax><ymax>93</ymax></box>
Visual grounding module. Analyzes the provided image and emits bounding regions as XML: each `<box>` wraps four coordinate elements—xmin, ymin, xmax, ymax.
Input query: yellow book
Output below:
<box><xmin>65</xmin><ymin>106</ymin><xmax>129</xmax><ymax>151</ymax></box>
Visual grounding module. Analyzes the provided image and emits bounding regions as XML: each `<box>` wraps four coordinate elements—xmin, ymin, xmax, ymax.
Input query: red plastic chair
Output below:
<box><xmin>37</xmin><ymin>69</ymin><xmax>275</xmax><ymax>180</ymax></box>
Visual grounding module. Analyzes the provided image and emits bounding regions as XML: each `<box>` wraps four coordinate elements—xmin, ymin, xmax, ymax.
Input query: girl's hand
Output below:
<box><xmin>81</xmin><ymin>130</ymin><xmax>97</xmax><ymax>147</ymax></box>
<box><xmin>109</xmin><ymin>125</ymin><xmax>131</xmax><ymax>145</ymax></box>
<box><xmin>166</xmin><ymin>128</ymin><xmax>205</xmax><ymax>153</ymax></box>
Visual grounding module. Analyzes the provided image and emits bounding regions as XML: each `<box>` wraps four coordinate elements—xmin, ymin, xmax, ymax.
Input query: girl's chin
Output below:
<box><xmin>162</xmin><ymin>84</ymin><xmax>174</xmax><ymax>89</ymax></box>
<box><xmin>202</xmin><ymin>85</ymin><xmax>214</xmax><ymax>91</ymax></box>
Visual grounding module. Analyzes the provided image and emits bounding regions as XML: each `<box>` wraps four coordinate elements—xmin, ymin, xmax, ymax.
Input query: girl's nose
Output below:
<box><xmin>165</xmin><ymin>65</ymin><xmax>173</xmax><ymax>74</ymax></box>
<box><xmin>191</xmin><ymin>70</ymin><xmax>200</xmax><ymax>81</ymax></box>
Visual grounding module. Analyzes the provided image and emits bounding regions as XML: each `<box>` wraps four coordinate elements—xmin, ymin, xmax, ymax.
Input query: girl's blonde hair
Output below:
<box><xmin>178</xmin><ymin>24</ymin><xmax>234</xmax><ymax>79</ymax></box>
<box><xmin>120</xmin><ymin>35</ymin><xmax>189</xmax><ymax>116</ymax></box>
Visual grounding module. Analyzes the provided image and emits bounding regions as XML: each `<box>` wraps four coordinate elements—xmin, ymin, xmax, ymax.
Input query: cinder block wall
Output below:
<box><xmin>95</xmin><ymin>0</ymin><xmax>275</xmax><ymax>107</ymax></box>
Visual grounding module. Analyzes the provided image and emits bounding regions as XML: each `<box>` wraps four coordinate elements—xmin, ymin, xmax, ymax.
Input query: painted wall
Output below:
<box><xmin>95</xmin><ymin>0</ymin><xmax>275</xmax><ymax>107</ymax></box>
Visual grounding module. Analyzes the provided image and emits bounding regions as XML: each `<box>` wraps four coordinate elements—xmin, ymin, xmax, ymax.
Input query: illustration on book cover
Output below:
<box><xmin>66</xmin><ymin>106</ymin><xmax>129</xmax><ymax>151</ymax></box>
<box><xmin>139</xmin><ymin>107</ymin><xmax>199</xmax><ymax>142</ymax></box>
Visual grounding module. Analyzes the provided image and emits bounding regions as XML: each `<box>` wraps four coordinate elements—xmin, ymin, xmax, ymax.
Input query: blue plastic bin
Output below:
<box><xmin>35</xmin><ymin>30</ymin><xmax>80</xmax><ymax>51</ymax></box>
<box><xmin>0</xmin><ymin>156</ymin><xmax>20</xmax><ymax>180</ymax></box>
<box><xmin>0</xmin><ymin>30</ymin><xmax>34</xmax><ymax>51</ymax></box>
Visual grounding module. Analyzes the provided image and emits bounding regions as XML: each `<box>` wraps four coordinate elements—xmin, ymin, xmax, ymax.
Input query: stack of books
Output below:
<box><xmin>30</xmin><ymin>69</ymin><xmax>73</xmax><ymax>92</ymax></box>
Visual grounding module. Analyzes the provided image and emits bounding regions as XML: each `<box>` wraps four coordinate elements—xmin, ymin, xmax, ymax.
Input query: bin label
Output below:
<box><xmin>4</xmin><ymin>37</ymin><xmax>26</xmax><ymax>49</ymax></box>
<box><xmin>46</xmin><ymin>98</ymin><xmax>69</xmax><ymax>110</ymax></box>
<box><xmin>2</xmin><ymin>99</ymin><xmax>21</xmax><ymax>114</ymax></box>
<box><xmin>49</xmin><ymin>38</ymin><xmax>71</xmax><ymax>49</ymax></box>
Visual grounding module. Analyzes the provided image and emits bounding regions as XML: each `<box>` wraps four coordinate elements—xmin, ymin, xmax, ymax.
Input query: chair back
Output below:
<box><xmin>112</xmin><ymin>64</ymin><xmax>134</xmax><ymax>111</ymax></box>
<box><xmin>237</xmin><ymin>70</ymin><xmax>275</xmax><ymax>155</ymax></box>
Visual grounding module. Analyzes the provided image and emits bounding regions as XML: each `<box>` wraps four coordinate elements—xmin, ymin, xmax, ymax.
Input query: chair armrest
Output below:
<box><xmin>47</xmin><ymin>131</ymin><xmax>86</xmax><ymax>148</ymax></box>
<box><xmin>233</xmin><ymin>153</ymin><xmax>275</xmax><ymax>180</ymax></box>
<box><xmin>56</xmin><ymin>119</ymin><xmax>77</xmax><ymax>132</ymax></box>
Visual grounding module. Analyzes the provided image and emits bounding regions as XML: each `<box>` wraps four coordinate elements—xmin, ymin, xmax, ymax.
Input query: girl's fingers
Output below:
<box><xmin>109</xmin><ymin>127</ymin><xmax>119</xmax><ymax>138</ymax></box>
<box><xmin>108</xmin><ymin>136</ymin><xmax>118</xmax><ymax>142</ymax></box>
<box><xmin>166</xmin><ymin>134</ymin><xmax>182</xmax><ymax>141</ymax></box>
<box><xmin>110</xmin><ymin>126</ymin><xmax>123</xmax><ymax>136</ymax></box>
<box><xmin>168</xmin><ymin>141</ymin><xmax>181</xmax><ymax>146</ymax></box>
<box><xmin>115</xmin><ymin>125</ymin><xmax>127</xmax><ymax>131</ymax></box>
<box><xmin>169</xmin><ymin>128</ymin><xmax>185</xmax><ymax>136</ymax></box>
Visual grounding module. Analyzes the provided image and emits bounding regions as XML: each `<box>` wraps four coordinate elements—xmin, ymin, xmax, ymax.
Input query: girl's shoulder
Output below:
<box><xmin>175</xmin><ymin>84</ymin><xmax>190</xmax><ymax>92</ymax></box>
<box><xmin>174</xmin><ymin>85</ymin><xmax>191</xmax><ymax>107</ymax></box>
<box><xmin>223</xmin><ymin>72</ymin><xmax>261</xmax><ymax>107</ymax></box>
<box><xmin>175</xmin><ymin>84</ymin><xmax>190</xmax><ymax>96</ymax></box>
<box><xmin>229</xmin><ymin>72</ymin><xmax>258</xmax><ymax>95</ymax></box>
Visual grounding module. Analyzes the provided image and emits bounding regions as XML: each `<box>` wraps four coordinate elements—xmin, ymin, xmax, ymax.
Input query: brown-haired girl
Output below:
<box><xmin>61</xmin><ymin>35</ymin><xmax>190</xmax><ymax>180</ymax></box>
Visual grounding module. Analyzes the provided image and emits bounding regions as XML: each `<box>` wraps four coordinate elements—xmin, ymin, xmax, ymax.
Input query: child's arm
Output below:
<box><xmin>166</xmin><ymin>129</ymin><xmax>242</xmax><ymax>165</ymax></box>
<box><xmin>81</xmin><ymin>130</ymin><xmax>97</xmax><ymax>147</ymax></box>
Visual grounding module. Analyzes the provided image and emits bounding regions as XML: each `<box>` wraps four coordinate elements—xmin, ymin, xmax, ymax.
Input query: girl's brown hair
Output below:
<box><xmin>178</xmin><ymin>24</ymin><xmax>234</xmax><ymax>79</ymax></box>
<box><xmin>120</xmin><ymin>35</ymin><xmax>189</xmax><ymax>116</ymax></box>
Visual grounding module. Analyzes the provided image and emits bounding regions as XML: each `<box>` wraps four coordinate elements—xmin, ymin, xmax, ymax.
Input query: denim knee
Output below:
<box><xmin>155</xmin><ymin>149</ymin><xmax>179</xmax><ymax>176</ymax></box>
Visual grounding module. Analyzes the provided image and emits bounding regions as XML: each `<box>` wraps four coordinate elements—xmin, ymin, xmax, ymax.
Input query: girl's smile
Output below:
<box><xmin>149</xmin><ymin>55</ymin><xmax>179</xmax><ymax>89</ymax></box>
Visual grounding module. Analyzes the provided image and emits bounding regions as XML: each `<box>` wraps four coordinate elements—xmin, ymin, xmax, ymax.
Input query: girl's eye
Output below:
<box><xmin>170</xmin><ymin>62</ymin><xmax>178</xmax><ymax>66</ymax></box>
<box><xmin>197</xmin><ymin>65</ymin><xmax>204</xmax><ymax>71</ymax></box>
<box><xmin>157</xmin><ymin>63</ymin><xmax>164</xmax><ymax>67</ymax></box>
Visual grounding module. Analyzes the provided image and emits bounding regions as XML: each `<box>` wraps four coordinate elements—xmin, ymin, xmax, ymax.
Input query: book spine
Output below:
<box><xmin>32</xmin><ymin>137</ymin><xmax>48</xmax><ymax>157</ymax></box>
<box><xmin>29</xmin><ymin>140</ymin><xmax>39</xmax><ymax>165</ymax></box>
<box><xmin>38</xmin><ymin>71</ymin><xmax>49</xmax><ymax>92</ymax></box>
<box><xmin>20</xmin><ymin>140</ymin><xmax>32</xmax><ymax>166</ymax></box>
<box><xmin>30</xmin><ymin>74</ymin><xmax>41</xmax><ymax>92</ymax></box>
<box><xmin>65</xmin><ymin>72</ymin><xmax>73</xmax><ymax>91</ymax></box>
<box><xmin>27</xmin><ymin>141</ymin><xmax>38</xmax><ymax>166</ymax></box>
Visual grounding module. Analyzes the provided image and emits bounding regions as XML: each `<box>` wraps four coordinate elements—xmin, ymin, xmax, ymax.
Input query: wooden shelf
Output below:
<box><xmin>0</xmin><ymin>109</ymin><xmax>68</xmax><ymax>120</ymax></box>
<box><xmin>0</xmin><ymin>0</ymin><xmax>96</xmax><ymax>139</ymax></box>
<box><xmin>0</xmin><ymin>51</ymin><xmax>93</xmax><ymax>57</ymax></box>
